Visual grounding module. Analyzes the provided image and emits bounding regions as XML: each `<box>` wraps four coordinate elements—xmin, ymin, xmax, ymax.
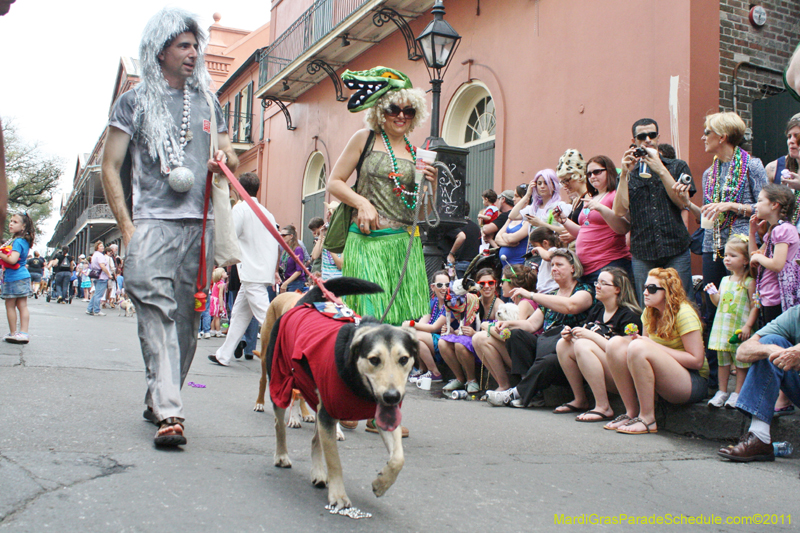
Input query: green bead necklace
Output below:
<box><xmin>380</xmin><ymin>128</ymin><xmax>417</xmax><ymax>210</ymax></box>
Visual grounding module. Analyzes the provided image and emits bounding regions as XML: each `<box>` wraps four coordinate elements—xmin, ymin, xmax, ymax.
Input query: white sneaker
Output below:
<box><xmin>707</xmin><ymin>390</ymin><xmax>729</xmax><ymax>408</ymax></box>
<box><xmin>487</xmin><ymin>388</ymin><xmax>515</xmax><ymax>407</ymax></box>
<box><xmin>724</xmin><ymin>392</ymin><xmax>739</xmax><ymax>409</ymax></box>
<box><xmin>442</xmin><ymin>379</ymin><xmax>464</xmax><ymax>392</ymax></box>
<box><xmin>204</xmin><ymin>332</ymin><xmax>211</xmax><ymax>339</ymax></box>
<box><xmin>197</xmin><ymin>332</ymin><xmax>203</xmax><ymax>339</ymax></box>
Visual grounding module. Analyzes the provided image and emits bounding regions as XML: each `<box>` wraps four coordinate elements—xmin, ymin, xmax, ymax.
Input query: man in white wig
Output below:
<box><xmin>101</xmin><ymin>7</ymin><xmax>238</xmax><ymax>447</ymax></box>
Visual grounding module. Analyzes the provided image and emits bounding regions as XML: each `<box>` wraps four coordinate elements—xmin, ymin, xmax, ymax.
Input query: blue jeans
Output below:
<box><xmin>243</xmin><ymin>317</ymin><xmax>259</xmax><ymax>354</ymax></box>
<box><xmin>736</xmin><ymin>335</ymin><xmax>800</xmax><ymax>424</ymax></box>
<box><xmin>631</xmin><ymin>248</ymin><xmax>693</xmax><ymax>307</ymax></box>
<box><xmin>54</xmin><ymin>271</ymin><xmax>71</xmax><ymax>301</ymax></box>
<box><xmin>88</xmin><ymin>280</ymin><xmax>108</xmax><ymax>314</ymax></box>
<box><xmin>198</xmin><ymin>295</ymin><xmax>211</xmax><ymax>333</ymax></box>
<box><xmin>455</xmin><ymin>261</ymin><xmax>471</xmax><ymax>280</ymax></box>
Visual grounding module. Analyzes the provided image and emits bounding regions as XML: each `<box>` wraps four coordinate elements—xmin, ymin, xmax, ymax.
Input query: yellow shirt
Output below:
<box><xmin>642</xmin><ymin>302</ymin><xmax>708</xmax><ymax>379</ymax></box>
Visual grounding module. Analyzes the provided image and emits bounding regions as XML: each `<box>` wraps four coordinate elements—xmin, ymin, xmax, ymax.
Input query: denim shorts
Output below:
<box><xmin>1</xmin><ymin>278</ymin><xmax>32</xmax><ymax>299</ymax></box>
<box><xmin>687</xmin><ymin>370</ymin><xmax>709</xmax><ymax>404</ymax></box>
<box><xmin>29</xmin><ymin>272</ymin><xmax>42</xmax><ymax>283</ymax></box>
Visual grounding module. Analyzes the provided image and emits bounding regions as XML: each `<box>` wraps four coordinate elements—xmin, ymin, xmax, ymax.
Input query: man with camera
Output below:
<box><xmin>613</xmin><ymin>118</ymin><xmax>695</xmax><ymax>303</ymax></box>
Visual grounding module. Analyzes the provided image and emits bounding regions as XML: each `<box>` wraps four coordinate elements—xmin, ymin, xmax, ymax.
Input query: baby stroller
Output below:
<box><xmin>45</xmin><ymin>278</ymin><xmax>73</xmax><ymax>304</ymax></box>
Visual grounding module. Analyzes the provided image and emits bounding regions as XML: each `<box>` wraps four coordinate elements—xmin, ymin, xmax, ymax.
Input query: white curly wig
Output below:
<box><xmin>135</xmin><ymin>7</ymin><xmax>213</xmax><ymax>174</ymax></box>
<box><xmin>363</xmin><ymin>88</ymin><xmax>429</xmax><ymax>132</ymax></box>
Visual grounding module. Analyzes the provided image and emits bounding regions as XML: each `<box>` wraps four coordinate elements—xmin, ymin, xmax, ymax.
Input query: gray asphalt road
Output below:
<box><xmin>1</xmin><ymin>297</ymin><xmax>797</xmax><ymax>532</ymax></box>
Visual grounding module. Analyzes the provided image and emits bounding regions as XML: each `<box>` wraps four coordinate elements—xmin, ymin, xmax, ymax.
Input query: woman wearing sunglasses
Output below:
<box><xmin>555</xmin><ymin>268</ymin><xmax>641</xmax><ymax>421</ymax></box>
<box><xmin>438</xmin><ymin>268</ymin><xmax>500</xmax><ymax>393</ymax></box>
<box><xmin>474</xmin><ymin>264</ymin><xmax>539</xmax><ymax>397</ymax></box>
<box><xmin>327</xmin><ymin>69</ymin><xmax>437</xmax><ymax>324</ymax></box>
<box><xmin>403</xmin><ymin>270</ymin><xmax>450</xmax><ymax>383</ymax></box>
<box><xmin>489</xmin><ymin>249</ymin><xmax>594</xmax><ymax>407</ymax></box>
<box><xmin>555</xmin><ymin>156</ymin><xmax>631</xmax><ymax>285</ymax></box>
<box><xmin>604</xmin><ymin>268</ymin><xmax>708</xmax><ymax>434</ymax></box>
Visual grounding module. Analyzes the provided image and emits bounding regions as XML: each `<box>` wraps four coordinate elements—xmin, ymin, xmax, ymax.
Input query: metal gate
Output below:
<box><xmin>752</xmin><ymin>91</ymin><xmax>800</xmax><ymax>163</ymax></box>
<box><xmin>465</xmin><ymin>140</ymin><xmax>495</xmax><ymax>222</ymax></box>
<box><xmin>301</xmin><ymin>190</ymin><xmax>325</xmax><ymax>253</ymax></box>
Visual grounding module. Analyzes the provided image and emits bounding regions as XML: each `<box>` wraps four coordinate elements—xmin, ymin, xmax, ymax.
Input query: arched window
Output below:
<box><xmin>301</xmin><ymin>152</ymin><xmax>327</xmax><ymax>251</ymax></box>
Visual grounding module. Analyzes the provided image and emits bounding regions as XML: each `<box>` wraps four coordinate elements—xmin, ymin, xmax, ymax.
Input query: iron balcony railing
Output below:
<box><xmin>258</xmin><ymin>0</ymin><xmax>371</xmax><ymax>90</ymax></box>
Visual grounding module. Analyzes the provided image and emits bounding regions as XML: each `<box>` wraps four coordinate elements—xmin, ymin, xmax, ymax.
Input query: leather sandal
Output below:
<box><xmin>615</xmin><ymin>417</ymin><xmax>657</xmax><ymax>435</ymax></box>
<box><xmin>154</xmin><ymin>417</ymin><xmax>187</xmax><ymax>447</ymax></box>
<box><xmin>603</xmin><ymin>414</ymin><xmax>631</xmax><ymax>431</ymax></box>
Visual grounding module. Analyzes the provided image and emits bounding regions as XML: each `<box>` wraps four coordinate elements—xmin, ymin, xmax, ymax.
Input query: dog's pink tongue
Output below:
<box><xmin>374</xmin><ymin>404</ymin><xmax>402</xmax><ymax>432</ymax></box>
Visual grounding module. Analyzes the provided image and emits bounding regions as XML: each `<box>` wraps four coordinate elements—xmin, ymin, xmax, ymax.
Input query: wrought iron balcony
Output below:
<box><xmin>256</xmin><ymin>0</ymin><xmax>433</xmax><ymax>103</ymax></box>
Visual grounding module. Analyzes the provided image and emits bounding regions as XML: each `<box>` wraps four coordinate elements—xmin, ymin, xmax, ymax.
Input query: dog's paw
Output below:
<box><xmin>310</xmin><ymin>468</ymin><xmax>328</xmax><ymax>488</ymax></box>
<box><xmin>273</xmin><ymin>453</ymin><xmax>292</xmax><ymax>468</ymax></box>
<box><xmin>327</xmin><ymin>491</ymin><xmax>352</xmax><ymax>511</ymax></box>
<box><xmin>302</xmin><ymin>413</ymin><xmax>316</xmax><ymax>423</ymax></box>
<box><xmin>336</xmin><ymin>425</ymin><xmax>345</xmax><ymax>442</ymax></box>
<box><xmin>372</xmin><ymin>474</ymin><xmax>392</xmax><ymax>497</ymax></box>
<box><xmin>253</xmin><ymin>403</ymin><xmax>265</xmax><ymax>412</ymax></box>
<box><xmin>287</xmin><ymin>413</ymin><xmax>302</xmax><ymax>428</ymax></box>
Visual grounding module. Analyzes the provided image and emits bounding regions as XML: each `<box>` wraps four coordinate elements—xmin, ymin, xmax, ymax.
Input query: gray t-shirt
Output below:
<box><xmin>108</xmin><ymin>85</ymin><xmax>227</xmax><ymax>220</ymax></box>
<box><xmin>756</xmin><ymin>304</ymin><xmax>800</xmax><ymax>344</ymax></box>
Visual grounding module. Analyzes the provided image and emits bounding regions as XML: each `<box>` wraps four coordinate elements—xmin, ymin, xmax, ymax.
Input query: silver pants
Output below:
<box><xmin>125</xmin><ymin>219</ymin><xmax>213</xmax><ymax>422</ymax></box>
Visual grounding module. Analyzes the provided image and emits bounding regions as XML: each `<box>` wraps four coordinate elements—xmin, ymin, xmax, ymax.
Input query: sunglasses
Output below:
<box><xmin>384</xmin><ymin>104</ymin><xmax>417</xmax><ymax>119</ymax></box>
<box><xmin>635</xmin><ymin>131</ymin><xmax>658</xmax><ymax>141</ymax></box>
<box><xmin>703</xmin><ymin>128</ymin><xmax>717</xmax><ymax>137</ymax></box>
<box><xmin>431</xmin><ymin>282</ymin><xmax>448</xmax><ymax>289</ymax></box>
<box><xmin>279</xmin><ymin>233</ymin><xmax>290</xmax><ymax>237</ymax></box>
<box><xmin>644</xmin><ymin>284</ymin><xmax>666</xmax><ymax>294</ymax></box>
<box><xmin>586</xmin><ymin>168</ymin><xmax>606</xmax><ymax>177</ymax></box>
<box><xmin>553</xmin><ymin>249</ymin><xmax>575</xmax><ymax>264</ymax></box>
<box><xmin>477</xmin><ymin>280</ymin><xmax>497</xmax><ymax>287</ymax></box>
<box><xmin>501</xmin><ymin>278</ymin><xmax>512</xmax><ymax>283</ymax></box>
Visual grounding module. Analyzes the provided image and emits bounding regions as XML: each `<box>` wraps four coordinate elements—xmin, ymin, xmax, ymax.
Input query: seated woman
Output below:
<box><xmin>403</xmin><ymin>270</ymin><xmax>449</xmax><ymax>383</ymax></box>
<box><xmin>489</xmin><ymin>249</ymin><xmax>594</xmax><ymax>407</ymax></box>
<box><xmin>438</xmin><ymin>268</ymin><xmax>500</xmax><ymax>393</ymax></box>
<box><xmin>555</xmin><ymin>267</ymin><xmax>642</xmax><ymax>421</ymax></box>
<box><xmin>604</xmin><ymin>267</ymin><xmax>708</xmax><ymax>434</ymax></box>
<box><xmin>495</xmin><ymin>190</ymin><xmax>530</xmax><ymax>267</ymax></box>
<box><xmin>473</xmin><ymin>264</ymin><xmax>539</xmax><ymax>396</ymax></box>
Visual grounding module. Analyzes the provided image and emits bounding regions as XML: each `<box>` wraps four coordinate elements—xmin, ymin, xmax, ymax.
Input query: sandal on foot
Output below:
<box><xmin>154</xmin><ymin>417</ymin><xmax>187</xmax><ymax>447</ymax></box>
<box><xmin>604</xmin><ymin>414</ymin><xmax>632</xmax><ymax>430</ymax></box>
<box><xmin>143</xmin><ymin>407</ymin><xmax>158</xmax><ymax>425</ymax></box>
<box><xmin>576</xmin><ymin>410</ymin><xmax>614</xmax><ymax>423</ymax></box>
<box><xmin>616</xmin><ymin>417</ymin><xmax>657</xmax><ymax>435</ymax></box>
<box><xmin>553</xmin><ymin>402</ymin><xmax>586</xmax><ymax>414</ymax></box>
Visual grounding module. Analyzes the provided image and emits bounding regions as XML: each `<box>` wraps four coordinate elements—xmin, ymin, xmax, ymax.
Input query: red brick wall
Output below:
<box><xmin>719</xmin><ymin>1</ymin><xmax>800</xmax><ymax>125</ymax></box>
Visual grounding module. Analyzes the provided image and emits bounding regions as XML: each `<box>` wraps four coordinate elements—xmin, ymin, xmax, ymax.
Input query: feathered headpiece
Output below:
<box><xmin>135</xmin><ymin>7</ymin><xmax>213</xmax><ymax>174</ymax></box>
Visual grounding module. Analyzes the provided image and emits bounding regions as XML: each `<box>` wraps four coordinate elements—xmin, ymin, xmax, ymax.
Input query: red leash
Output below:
<box><xmin>202</xmin><ymin>163</ymin><xmax>342</xmax><ymax>305</ymax></box>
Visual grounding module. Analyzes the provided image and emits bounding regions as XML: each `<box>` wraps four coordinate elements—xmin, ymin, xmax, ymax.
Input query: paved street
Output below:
<box><xmin>1</xmin><ymin>296</ymin><xmax>798</xmax><ymax>532</ymax></box>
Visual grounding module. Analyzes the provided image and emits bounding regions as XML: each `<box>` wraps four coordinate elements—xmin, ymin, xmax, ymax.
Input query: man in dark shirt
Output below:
<box><xmin>613</xmin><ymin>118</ymin><xmax>695</xmax><ymax>304</ymax></box>
<box><xmin>27</xmin><ymin>250</ymin><xmax>45</xmax><ymax>298</ymax></box>
<box><xmin>47</xmin><ymin>246</ymin><xmax>74</xmax><ymax>304</ymax></box>
<box><xmin>446</xmin><ymin>202</ymin><xmax>482</xmax><ymax>279</ymax></box>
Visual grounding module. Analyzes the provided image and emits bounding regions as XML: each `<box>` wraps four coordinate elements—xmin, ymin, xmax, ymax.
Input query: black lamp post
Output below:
<box><xmin>415</xmin><ymin>0</ymin><xmax>467</xmax><ymax>281</ymax></box>
<box><xmin>415</xmin><ymin>0</ymin><xmax>461</xmax><ymax>149</ymax></box>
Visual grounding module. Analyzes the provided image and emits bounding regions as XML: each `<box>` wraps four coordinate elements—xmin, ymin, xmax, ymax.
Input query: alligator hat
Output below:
<box><xmin>341</xmin><ymin>66</ymin><xmax>412</xmax><ymax>112</ymax></box>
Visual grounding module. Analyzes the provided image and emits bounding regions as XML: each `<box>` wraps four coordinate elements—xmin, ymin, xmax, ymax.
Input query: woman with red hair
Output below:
<box><xmin>604</xmin><ymin>268</ymin><xmax>708</xmax><ymax>434</ymax></box>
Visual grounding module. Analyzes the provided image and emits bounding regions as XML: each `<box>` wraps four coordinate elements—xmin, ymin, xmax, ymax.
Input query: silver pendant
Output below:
<box><xmin>168</xmin><ymin>166</ymin><xmax>195</xmax><ymax>193</ymax></box>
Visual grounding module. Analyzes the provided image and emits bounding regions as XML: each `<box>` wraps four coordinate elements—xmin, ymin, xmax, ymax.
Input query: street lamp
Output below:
<box><xmin>415</xmin><ymin>0</ymin><xmax>466</xmax><ymax>281</ymax></box>
<box><xmin>415</xmin><ymin>0</ymin><xmax>461</xmax><ymax>146</ymax></box>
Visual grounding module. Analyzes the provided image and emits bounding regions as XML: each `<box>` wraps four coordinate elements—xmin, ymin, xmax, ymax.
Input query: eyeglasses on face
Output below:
<box><xmin>477</xmin><ymin>280</ymin><xmax>497</xmax><ymax>287</ymax></box>
<box><xmin>431</xmin><ymin>282</ymin><xmax>448</xmax><ymax>289</ymax></box>
<box><xmin>594</xmin><ymin>280</ymin><xmax>615</xmax><ymax>287</ymax></box>
<box><xmin>280</xmin><ymin>233</ymin><xmax>290</xmax><ymax>237</ymax></box>
<box><xmin>586</xmin><ymin>168</ymin><xmax>606</xmax><ymax>178</ymax></box>
<box><xmin>635</xmin><ymin>131</ymin><xmax>658</xmax><ymax>141</ymax></box>
<box><xmin>644</xmin><ymin>284</ymin><xmax>666</xmax><ymax>294</ymax></box>
<box><xmin>384</xmin><ymin>104</ymin><xmax>417</xmax><ymax>119</ymax></box>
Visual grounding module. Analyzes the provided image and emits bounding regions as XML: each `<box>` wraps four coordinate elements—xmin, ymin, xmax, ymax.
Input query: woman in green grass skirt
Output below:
<box><xmin>327</xmin><ymin>68</ymin><xmax>436</xmax><ymax>325</ymax></box>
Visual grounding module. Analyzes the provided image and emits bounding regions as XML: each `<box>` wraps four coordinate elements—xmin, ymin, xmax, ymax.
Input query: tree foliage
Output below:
<box><xmin>2</xmin><ymin>118</ymin><xmax>64</xmax><ymax>240</ymax></box>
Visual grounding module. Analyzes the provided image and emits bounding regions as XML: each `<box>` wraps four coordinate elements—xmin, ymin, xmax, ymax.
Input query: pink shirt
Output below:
<box><xmin>758</xmin><ymin>221</ymin><xmax>800</xmax><ymax>306</ymax></box>
<box><xmin>575</xmin><ymin>190</ymin><xmax>631</xmax><ymax>275</ymax></box>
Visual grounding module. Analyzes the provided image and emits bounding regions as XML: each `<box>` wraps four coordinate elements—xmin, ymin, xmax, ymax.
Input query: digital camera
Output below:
<box><xmin>677</xmin><ymin>173</ymin><xmax>693</xmax><ymax>186</ymax></box>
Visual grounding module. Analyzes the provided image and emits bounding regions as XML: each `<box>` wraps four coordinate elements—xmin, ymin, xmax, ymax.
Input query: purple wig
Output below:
<box><xmin>532</xmin><ymin>169</ymin><xmax>561</xmax><ymax>212</ymax></box>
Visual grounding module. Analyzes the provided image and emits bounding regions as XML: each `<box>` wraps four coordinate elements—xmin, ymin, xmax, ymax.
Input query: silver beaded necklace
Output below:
<box><xmin>165</xmin><ymin>82</ymin><xmax>195</xmax><ymax>193</ymax></box>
